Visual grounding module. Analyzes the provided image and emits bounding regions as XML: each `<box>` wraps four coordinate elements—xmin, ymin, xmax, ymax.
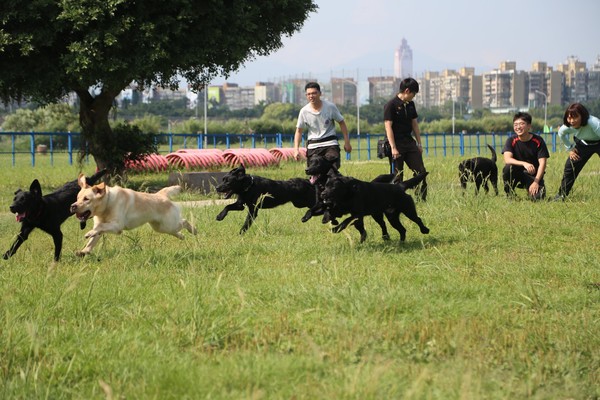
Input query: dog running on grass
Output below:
<box><xmin>321</xmin><ymin>170</ymin><xmax>430</xmax><ymax>243</ymax></box>
<box><xmin>70</xmin><ymin>174</ymin><xmax>196</xmax><ymax>256</ymax></box>
<box><xmin>3</xmin><ymin>169</ymin><xmax>107</xmax><ymax>262</ymax></box>
<box><xmin>301</xmin><ymin>156</ymin><xmax>401</xmax><ymax>240</ymax></box>
<box><xmin>215</xmin><ymin>164</ymin><xmax>316</xmax><ymax>234</ymax></box>
<box><xmin>458</xmin><ymin>144</ymin><xmax>498</xmax><ymax>195</ymax></box>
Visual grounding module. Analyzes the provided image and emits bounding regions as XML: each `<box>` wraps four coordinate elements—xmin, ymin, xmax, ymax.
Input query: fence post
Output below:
<box><xmin>443</xmin><ymin>133</ymin><xmax>447</xmax><ymax>157</ymax></box>
<box><xmin>459</xmin><ymin>131</ymin><xmax>465</xmax><ymax>156</ymax></box>
<box><xmin>11</xmin><ymin>134</ymin><xmax>16</xmax><ymax>166</ymax></box>
<box><xmin>68</xmin><ymin>133</ymin><xmax>73</xmax><ymax>165</ymax></box>
<box><xmin>50</xmin><ymin>135</ymin><xmax>54</xmax><ymax>166</ymax></box>
<box><xmin>30</xmin><ymin>131</ymin><xmax>36</xmax><ymax>167</ymax></box>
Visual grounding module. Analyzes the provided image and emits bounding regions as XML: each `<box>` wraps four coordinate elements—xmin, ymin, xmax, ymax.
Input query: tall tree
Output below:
<box><xmin>0</xmin><ymin>0</ymin><xmax>317</xmax><ymax>170</ymax></box>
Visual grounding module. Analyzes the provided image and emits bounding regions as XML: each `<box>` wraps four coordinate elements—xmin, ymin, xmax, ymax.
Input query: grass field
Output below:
<box><xmin>0</xmin><ymin>153</ymin><xmax>598</xmax><ymax>399</ymax></box>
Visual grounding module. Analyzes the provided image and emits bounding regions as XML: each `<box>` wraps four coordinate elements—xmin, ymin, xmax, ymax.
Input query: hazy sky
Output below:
<box><xmin>211</xmin><ymin>0</ymin><xmax>600</xmax><ymax>86</ymax></box>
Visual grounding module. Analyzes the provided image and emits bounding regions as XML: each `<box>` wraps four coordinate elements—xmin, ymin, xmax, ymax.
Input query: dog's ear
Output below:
<box><xmin>78</xmin><ymin>173</ymin><xmax>88</xmax><ymax>189</ymax></box>
<box><xmin>29</xmin><ymin>179</ymin><xmax>42</xmax><ymax>196</ymax></box>
<box><xmin>92</xmin><ymin>182</ymin><xmax>106</xmax><ymax>196</ymax></box>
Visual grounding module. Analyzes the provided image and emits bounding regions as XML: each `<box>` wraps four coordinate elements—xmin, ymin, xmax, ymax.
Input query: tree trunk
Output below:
<box><xmin>76</xmin><ymin>88</ymin><xmax>117</xmax><ymax>173</ymax></box>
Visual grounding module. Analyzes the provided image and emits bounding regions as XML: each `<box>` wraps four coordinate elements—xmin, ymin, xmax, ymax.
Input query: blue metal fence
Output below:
<box><xmin>0</xmin><ymin>131</ymin><xmax>561</xmax><ymax>167</ymax></box>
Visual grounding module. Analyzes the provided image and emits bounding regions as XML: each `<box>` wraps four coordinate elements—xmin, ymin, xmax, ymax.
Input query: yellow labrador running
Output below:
<box><xmin>70</xmin><ymin>174</ymin><xmax>196</xmax><ymax>256</ymax></box>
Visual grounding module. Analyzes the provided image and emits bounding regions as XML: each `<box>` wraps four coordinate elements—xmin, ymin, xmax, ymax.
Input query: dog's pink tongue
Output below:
<box><xmin>15</xmin><ymin>212</ymin><xmax>25</xmax><ymax>222</ymax></box>
<box><xmin>309</xmin><ymin>176</ymin><xmax>317</xmax><ymax>185</ymax></box>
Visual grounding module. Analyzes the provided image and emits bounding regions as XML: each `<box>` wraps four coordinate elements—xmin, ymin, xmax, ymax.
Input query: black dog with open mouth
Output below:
<box><xmin>4</xmin><ymin>169</ymin><xmax>107</xmax><ymax>262</ymax></box>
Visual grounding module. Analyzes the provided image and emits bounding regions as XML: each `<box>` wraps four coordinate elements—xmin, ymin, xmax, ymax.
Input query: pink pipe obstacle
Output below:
<box><xmin>222</xmin><ymin>148</ymin><xmax>279</xmax><ymax>167</ymax></box>
<box><xmin>126</xmin><ymin>147</ymin><xmax>306</xmax><ymax>172</ymax></box>
<box><xmin>165</xmin><ymin>149</ymin><xmax>226</xmax><ymax>169</ymax></box>
<box><xmin>125</xmin><ymin>154</ymin><xmax>170</xmax><ymax>172</ymax></box>
<box><xmin>269</xmin><ymin>147</ymin><xmax>306</xmax><ymax>161</ymax></box>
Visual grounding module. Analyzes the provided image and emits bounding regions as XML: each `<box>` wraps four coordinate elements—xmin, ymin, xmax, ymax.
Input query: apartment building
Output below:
<box><xmin>368</xmin><ymin>76</ymin><xmax>399</xmax><ymax>102</ymax></box>
<box><xmin>175</xmin><ymin>56</ymin><xmax>598</xmax><ymax>111</ymax></box>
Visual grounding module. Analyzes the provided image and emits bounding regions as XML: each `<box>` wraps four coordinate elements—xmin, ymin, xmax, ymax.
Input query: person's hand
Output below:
<box><xmin>392</xmin><ymin>148</ymin><xmax>400</xmax><ymax>159</ymax></box>
<box><xmin>522</xmin><ymin>162</ymin><xmax>536</xmax><ymax>175</ymax></box>
<box><xmin>569</xmin><ymin>149</ymin><xmax>580</xmax><ymax>161</ymax></box>
<box><xmin>344</xmin><ymin>142</ymin><xmax>352</xmax><ymax>153</ymax></box>
<box><xmin>529</xmin><ymin>181</ymin><xmax>540</xmax><ymax>197</ymax></box>
<box><xmin>293</xmin><ymin>148</ymin><xmax>300</xmax><ymax>160</ymax></box>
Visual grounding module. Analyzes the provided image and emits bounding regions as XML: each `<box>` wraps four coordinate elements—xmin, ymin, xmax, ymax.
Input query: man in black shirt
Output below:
<box><xmin>502</xmin><ymin>112</ymin><xmax>550</xmax><ymax>200</ymax></box>
<box><xmin>383</xmin><ymin>78</ymin><xmax>427</xmax><ymax>201</ymax></box>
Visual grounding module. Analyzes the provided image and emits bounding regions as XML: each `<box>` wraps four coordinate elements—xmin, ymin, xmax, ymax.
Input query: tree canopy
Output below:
<box><xmin>0</xmin><ymin>0</ymin><xmax>318</xmax><ymax>172</ymax></box>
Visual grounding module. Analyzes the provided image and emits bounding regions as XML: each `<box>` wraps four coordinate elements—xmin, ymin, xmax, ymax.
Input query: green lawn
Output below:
<box><xmin>0</xmin><ymin>154</ymin><xmax>598</xmax><ymax>399</ymax></box>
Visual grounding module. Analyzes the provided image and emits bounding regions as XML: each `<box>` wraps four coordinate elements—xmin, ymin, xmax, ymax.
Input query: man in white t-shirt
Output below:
<box><xmin>293</xmin><ymin>82</ymin><xmax>352</xmax><ymax>168</ymax></box>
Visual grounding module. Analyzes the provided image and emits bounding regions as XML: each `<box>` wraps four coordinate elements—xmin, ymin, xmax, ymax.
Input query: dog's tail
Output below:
<box><xmin>487</xmin><ymin>144</ymin><xmax>497</xmax><ymax>163</ymax></box>
<box><xmin>157</xmin><ymin>185</ymin><xmax>182</xmax><ymax>198</ymax></box>
<box><xmin>86</xmin><ymin>168</ymin><xmax>108</xmax><ymax>185</ymax></box>
<box><xmin>395</xmin><ymin>172</ymin><xmax>429</xmax><ymax>191</ymax></box>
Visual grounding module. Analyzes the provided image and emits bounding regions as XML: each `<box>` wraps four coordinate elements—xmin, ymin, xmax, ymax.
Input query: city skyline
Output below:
<box><xmin>209</xmin><ymin>0</ymin><xmax>600</xmax><ymax>87</ymax></box>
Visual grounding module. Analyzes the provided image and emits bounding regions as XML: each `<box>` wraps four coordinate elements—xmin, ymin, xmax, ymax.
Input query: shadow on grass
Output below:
<box><xmin>338</xmin><ymin>234</ymin><xmax>453</xmax><ymax>253</ymax></box>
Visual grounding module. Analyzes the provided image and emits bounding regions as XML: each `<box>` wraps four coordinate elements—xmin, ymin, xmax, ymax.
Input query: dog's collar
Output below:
<box><xmin>243</xmin><ymin>176</ymin><xmax>254</xmax><ymax>192</ymax></box>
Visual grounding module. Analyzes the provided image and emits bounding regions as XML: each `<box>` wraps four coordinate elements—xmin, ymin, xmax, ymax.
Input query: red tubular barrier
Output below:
<box><xmin>165</xmin><ymin>149</ymin><xmax>227</xmax><ymax>170</ymax></box>
<box><xmin>222</xmin><ymin>148</ymin><xmax>279</xmax><ymax>167</ymax></box>
<box><xmin>125</xmin><ymin>154</ymin><xmax>169</xmax><ymax>172</ymax></box>
<box><xmin>269</xmin><ymin>147</ymin><xmax>306</xmax><ymax>161</ymax></box>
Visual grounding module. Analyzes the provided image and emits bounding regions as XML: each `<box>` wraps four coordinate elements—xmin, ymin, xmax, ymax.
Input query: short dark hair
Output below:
<box><xmin>563</xmin><ymin>103</ymin><xmax>590</xmax><ymax>127</ymax></box>
<box><xmin>399</xmin><ymin>78</ymin><xmax>419</xmax><ymax>94</ymax></box>
<box><xmin>513</xmin><ymin>112</ymin><xmax>532</xmax><ymax>125</ymax></box>
<box><xmin>305</xmin><ymin>82</ymin><xmax>321</xmax><ymax>92</ymax></box>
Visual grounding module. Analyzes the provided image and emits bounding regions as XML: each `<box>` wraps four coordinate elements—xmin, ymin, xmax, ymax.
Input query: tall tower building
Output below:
<box><xmin>394</xmin><ymin>38</ymin><xmax>413</xmax><ymax>79</ymax></box>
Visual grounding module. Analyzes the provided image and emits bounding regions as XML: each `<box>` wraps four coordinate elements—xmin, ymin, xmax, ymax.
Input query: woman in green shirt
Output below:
<box><xmin>554</xmin><ymin>103</ymin><xmax>600</xmax><ymax>200</ymax></box>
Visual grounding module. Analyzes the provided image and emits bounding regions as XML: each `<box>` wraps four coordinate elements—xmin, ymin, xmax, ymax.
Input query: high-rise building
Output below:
<box><xmin>393</xmin><ymin>38</ymin><xmax>413</xmax><ymax>79</ymax></box>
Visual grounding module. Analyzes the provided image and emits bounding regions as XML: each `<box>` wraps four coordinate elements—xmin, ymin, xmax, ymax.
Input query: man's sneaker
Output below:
<box><xmin>551</xmin><ymin>194</ymin><xmax>565</xmax><ymax>202</ymax></box>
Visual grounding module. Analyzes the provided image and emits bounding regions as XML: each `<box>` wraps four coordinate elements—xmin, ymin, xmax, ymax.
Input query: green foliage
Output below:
<box><xmin>95</xmin><ymin>123</ymin><xmax>158</xmax><ymax>178</ymax></box>
<box><xmin>0</xmin><ymin>0</ymin><xmax>318</xmax><ymax>168</ymax></box>
<box><xmin>261</xmin><ymin>102</ymin><xmax>300</xmax><ymax>121</ymax></box>
<box><xmin>1</xmin><ymin>103</ymin><xmax>78</xmax><ymax>133</ymax></box>
<box><xmin>348</xmin><ymin>98</ymin><xmax>387</xmax><ymax>124</ymax></box>
<box><xmin>118</xmin><ymin>114</ymin><xmax>163</xmax><ymax>135</ymax></box>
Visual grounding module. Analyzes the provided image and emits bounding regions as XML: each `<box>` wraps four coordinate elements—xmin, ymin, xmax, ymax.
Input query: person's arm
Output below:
<box><xmin>557</xmin><ymin>125</ymin><xmax>574</xmax><ymax>150</ymax></box>
<box><xmin>503</xmin><ymin>151</ymin><xmax>536</xmax><ymax>175</ymax></box>
<box><xmin>529</xmin><ymin>157</ymin><xmax>547</xmax><ymax>196</ymax></box>
<box><xmin>338</xmin><ymin>120</ymin><xmax>352</xmax><ymax>153</ymax></box>
<box><xmin>293</xmin><ymin>127</ymin><xmax>303</xmax><ymax>160</ymax></box>
<box><xmin>384</xmin><ymin>120</ymin><xmax>398</xmax><ymax>159</ymax></box>
<box><xmin>588</xmin><ymin>115</ymin><xmax>600</xmax><ymax>139</ymax></box>
<box><xmin>412</xmin><ymin>118</ymin><xmax>423</xmax><ymax>153</ymax></box>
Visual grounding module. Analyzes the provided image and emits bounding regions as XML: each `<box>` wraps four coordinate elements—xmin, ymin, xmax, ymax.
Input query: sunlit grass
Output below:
<box><xmin>0</xmin><ymin>152</ymin><xmax>598</xmax><ymax>399</ymax></box>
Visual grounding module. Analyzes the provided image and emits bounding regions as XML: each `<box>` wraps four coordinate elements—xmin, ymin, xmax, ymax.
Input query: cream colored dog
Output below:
<box><xmin>70</xmin><ymin>174</ymin><xmax>196</xmax><ymax>256</ymax></box>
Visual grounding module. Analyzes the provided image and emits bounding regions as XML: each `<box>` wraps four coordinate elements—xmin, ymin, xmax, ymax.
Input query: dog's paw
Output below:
<box><xmin>382</xmin><ymin>234</ymin><xmax>390</xmax><ymax>241</ymax></box>
<box><xmin>301</xmin><ymin>212</ymin><xmax>312</xmax><ymax>223</ymax></box>
<box><xmin>421</xmin><ymin>226</ymin><xmax>430</xmax><ymax>234</ymax></box>
<box><xmin>75</xmin><ymin>250</ymin><xmax>88</xmax><ymax>257</ymax></box>
<box><xmin>84</xmin><ymin>230</ymin><xmax>98</xmax><ymax>239</ymax></box>
<box><xmin>216</xmin><ymin>212</ymin><xmax>226</xmax><ymax>221</ymax></box>
<box><xmin>2</xmin><ymin>252</ymin><xmax>10</xmax><ymax>260</ymax></box>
